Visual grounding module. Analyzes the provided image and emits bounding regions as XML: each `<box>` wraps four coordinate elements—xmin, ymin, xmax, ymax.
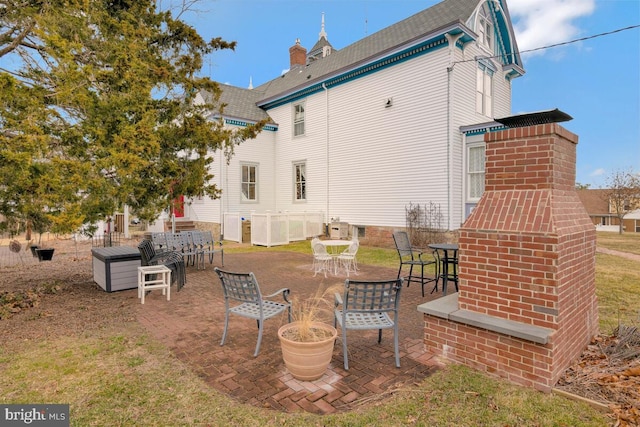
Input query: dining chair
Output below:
<box><xmin>214</xmin><ymin>268</ymin><xmax>291</xmax><ymax>357</ymax></box>
<box><xmin>192</xmin><ymin>230</ymin><xmax>224</xmax><ymax>269</ymax></box>
<box><xmin>336</xmin><ymin>240</ymin><xmax>359</xmax><ymax>276</ymax></box>
<box><xmin>392</xmin><ymin>231</ymin><xmax>439</xmax><ymax>297</ymax></box>
<box><xmin>334</xmin><ymin>278</ymin><xmax>403</xmax><ymax>370</ymax></box>
<box><xmin>312</xmin><ymin>239</ymin><xmax>334</xmax><ymax>277</ymax></box>
<box><xmin>179</xmin><ymin>231</ymin><xmax>200</xmax><ymax>267</ymax></box>
<box><xmin>151</xmin><ymin>232</ymin><xmax>168</xmax><ymax>251</ymax></box>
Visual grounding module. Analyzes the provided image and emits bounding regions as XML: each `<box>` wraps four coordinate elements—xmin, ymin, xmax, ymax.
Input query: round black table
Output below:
<box><xmin>428</xmin><ymin>243</ymin><xmax>459</xmax><ymax>295</ymax></box>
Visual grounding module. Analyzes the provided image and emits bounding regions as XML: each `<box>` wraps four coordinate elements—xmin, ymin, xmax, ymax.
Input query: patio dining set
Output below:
<box><xmin>392</xmin><ymin>230</ymin><xmax>459</xmax><ymax>297</ymax></box>
<box><xmin>135</xmin><ymin>230</ymin><xmax>458</xmax><ymax>372</ymax></box>
<box><xmin>311</xmin><ymin>236</ymin><xmax>359</xmax><ymax>277</ymax></box>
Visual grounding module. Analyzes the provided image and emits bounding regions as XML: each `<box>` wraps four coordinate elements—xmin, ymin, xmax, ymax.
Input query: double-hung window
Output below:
<box><xmin>467</xmin><ymin>144</ymin><xmax>486</xmax><ymax>201</ymax></box>
<box><xmin>241</xmin><ymin>163</ymin><xmax>258</xmax><ymax>202</ymax></box>
<box><xmin>293</xmin><ymin>102</ymin><xmax>305</xmax><ymax>136</ymax></box>
<box><xmin>293</xmin><ymin>162</ymin><xmax>306</xmax><ymax>202</ymax></box>
<box><xmin>476</xmin><ymin>65</ymin><xmax>493</xmax><ymax>117</ymax></box>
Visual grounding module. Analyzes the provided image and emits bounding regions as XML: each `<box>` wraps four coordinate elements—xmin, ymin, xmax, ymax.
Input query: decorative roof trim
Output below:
<box><xmin>258</xmin><ymin>24</ymin><xmax>472</xmax><ymax>110</ymax></box>
<box><xmin>460</xmin><ymin>120</ymin><xmax>506</xmax><ymax>135</ymax></box>
<box><xmin>223</xmin><ymin>118</ymin><xmax>278</xmax><ymax>131</ymax></box>
<box><xmin>466</xmin><ymin>0</ymin><xmax>523</xmax><ymax>72</ymax></box>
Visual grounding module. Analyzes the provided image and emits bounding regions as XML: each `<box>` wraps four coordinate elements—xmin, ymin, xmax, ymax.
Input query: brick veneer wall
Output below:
<box><xmin>423</xmin><ymin>123</ymin><xmax>598</xmax><ymax>391</ymax></box>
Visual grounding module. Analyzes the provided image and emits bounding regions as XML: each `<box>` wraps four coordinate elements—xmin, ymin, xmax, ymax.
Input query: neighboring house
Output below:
<box><xmin>184</xmin><ymin>0</ymin><xmax>525</xmax><ymax>241</ymax></box>
<box><xmin>578</xmin><ymin>189</ymin><xmax>640</xmax><ymax>233</ymax></box>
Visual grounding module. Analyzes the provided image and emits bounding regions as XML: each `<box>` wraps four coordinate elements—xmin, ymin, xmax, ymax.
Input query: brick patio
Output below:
<box><xmin>136</xmin><ymin>250</ymin><xmax>442</xmax><ymax>414</ymax></box>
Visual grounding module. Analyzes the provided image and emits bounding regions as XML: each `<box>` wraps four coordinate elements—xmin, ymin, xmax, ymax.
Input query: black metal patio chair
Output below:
<box><xmin>392</xmin><ymin>231</ymin><xmax>439</xmax><ymax>297</ymax></box>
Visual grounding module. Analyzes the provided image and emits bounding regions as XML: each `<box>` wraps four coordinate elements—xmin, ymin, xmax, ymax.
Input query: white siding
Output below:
<box><xmin>269</xmin><ymin>95</ymin><xmax>330</xmax><ymax>221</ymax></box>
<box><xmin>272</xmin><ymin>49</ymin><xmax>452</xmax><ymax>228</ymax></box>
<box><xmin>196</xmin><ymin>33</ymin><xmax>516</xmax><ymax>231</ymax></box>
<box><xmin>189</xmin><ymin>124</ymin><xmax>277</xmax><ymax>224</ymax></box>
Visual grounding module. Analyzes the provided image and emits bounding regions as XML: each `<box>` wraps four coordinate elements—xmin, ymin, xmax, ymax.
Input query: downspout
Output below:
<box><xmin>322</xmin><ymin>82</ymin><xmax>329</xmax><ymax>228</ymax></box>
<box><xmin>445</xmin><ymin>33</ymin><xmax>463</xmax><ymax>231</ymax></box>
<box><xmin>220</xmin><ymin>146</ymin><xmax>225</xmax><ymax>237</ymax></box>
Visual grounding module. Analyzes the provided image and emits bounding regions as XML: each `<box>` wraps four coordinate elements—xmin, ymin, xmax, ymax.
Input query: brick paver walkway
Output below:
<box><xmin>136</xmin><ymin>251</ymin><xmax>443</xmax><ymax>414</ymax></box>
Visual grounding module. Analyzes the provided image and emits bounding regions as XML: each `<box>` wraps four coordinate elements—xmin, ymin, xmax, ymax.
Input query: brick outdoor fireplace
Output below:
<box><xmin>418</xmin><ymin>119</ymin><xmax>599</xmax><ymax>391</ymax></box>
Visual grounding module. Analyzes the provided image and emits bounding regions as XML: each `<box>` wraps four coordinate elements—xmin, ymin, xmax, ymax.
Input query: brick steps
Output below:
<box><xmin>164</xmin><ymin>220</ymin><xmax>196</xmax><ymax>233</ymax></box>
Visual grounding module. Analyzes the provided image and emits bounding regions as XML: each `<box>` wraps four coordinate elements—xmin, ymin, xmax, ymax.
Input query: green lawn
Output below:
<box><xmin>3</xmin><ymin>231</ymin><xmax>637</xmax><ymax>426</ymax></box>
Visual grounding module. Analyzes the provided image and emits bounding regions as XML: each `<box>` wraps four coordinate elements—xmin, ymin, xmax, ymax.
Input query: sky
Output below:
<box><xmin>179</xmin><ymin>0</ymin><xmax>640</xmax><ymax>189</ymax></box>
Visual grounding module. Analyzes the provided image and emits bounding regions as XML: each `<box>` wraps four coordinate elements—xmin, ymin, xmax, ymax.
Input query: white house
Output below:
<box><xmin>183</xmin><ymin>0</ymin><xmax>524</xmax><ymax>242</ymax></box>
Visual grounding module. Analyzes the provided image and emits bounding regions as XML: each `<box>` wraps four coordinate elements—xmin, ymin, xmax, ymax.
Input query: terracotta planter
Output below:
<box><xmin>278</xmin><ymin>321</ymin><xmax>337</xmax><ymax>381</ymax></box>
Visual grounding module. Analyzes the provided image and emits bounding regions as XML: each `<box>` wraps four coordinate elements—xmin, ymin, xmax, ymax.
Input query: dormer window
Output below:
<box><xmin>477</xmin><ymin>3</ymin><xmax>494</xmax><ymax>51</ymax></box>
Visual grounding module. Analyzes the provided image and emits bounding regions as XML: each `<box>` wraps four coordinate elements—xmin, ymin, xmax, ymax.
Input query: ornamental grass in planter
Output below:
<box><xmin>278</xmin><ymin>284</ymin><xmax>343</xmax><ymax>381</ymax></box>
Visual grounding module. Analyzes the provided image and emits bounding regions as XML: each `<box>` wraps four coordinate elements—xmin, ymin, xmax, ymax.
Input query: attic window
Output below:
<box><xmin>477</xmin><ymin>3</ymin><xmax>494</xmax><ymax>51</ymax></box>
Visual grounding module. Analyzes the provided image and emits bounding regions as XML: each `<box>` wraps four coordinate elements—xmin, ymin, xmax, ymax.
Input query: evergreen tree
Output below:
<box><xmin>0</xmin><ymin>0</ymin><xmax>264</xmax><ymax>235</ymax></box>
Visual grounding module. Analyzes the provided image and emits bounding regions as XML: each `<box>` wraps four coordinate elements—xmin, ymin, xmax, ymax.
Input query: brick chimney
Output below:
<box><xmin>289</xmin><ymin>38</ymin><xmax>307</xmax><ymax>68</ymax></box>
<box><xmin>419</xmin><ymin>122</ymin><xmax>599</xmax><ymax>392</ymax></box>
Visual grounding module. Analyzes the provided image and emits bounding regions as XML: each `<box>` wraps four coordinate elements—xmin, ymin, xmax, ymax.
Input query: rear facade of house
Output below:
<box><xmin>181</xmin><ymin>0</ymin><xmax>525</xmax><ymax>242</ymax></box>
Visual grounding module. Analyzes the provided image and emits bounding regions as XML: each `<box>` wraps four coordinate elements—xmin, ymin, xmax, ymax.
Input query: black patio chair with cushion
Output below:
<box><xmin>138</xmin><ymin>239</ymin><xmax>186</xmax><ymax>290</ymax></box>
<box><xmin>392</xmin><ymin>231</ymin><xmax>439</xmax><ymax>297</ymax></box>
<box><xmin>334</xmin><ymin>278</ymin><xmax>403</xmax><ymax>370</ymax></box>
<box><xmin>214</xmin><ymin>268</ymin><xmax>291</xmax><ymax>357</ymax></box>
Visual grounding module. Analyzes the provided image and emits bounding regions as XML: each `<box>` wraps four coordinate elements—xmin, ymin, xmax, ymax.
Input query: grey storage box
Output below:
<box><xmin>92</xmin><ymin>247</ymin><xmax>141</xmax><ymax>292</ymax></box>
<box><xmin>330</xmin><ymin>221</ymin><xmax>349</xmax><ymax>239</ymax></box>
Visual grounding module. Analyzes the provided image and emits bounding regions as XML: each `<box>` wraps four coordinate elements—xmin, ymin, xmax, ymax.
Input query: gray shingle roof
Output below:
<box><xmin>254</xmin><ymin>0</ymin><xmax>479</xmax><ymax>102</ymax></box>
<box><xmin>213</xmin><ymin>0</ymin><xmax>501</xmax><ymax>124</ymax></box>
<box><xmin>204</xmin><ymin>84</ymin><xmax>273</xmax><ymax>124</ymax></box>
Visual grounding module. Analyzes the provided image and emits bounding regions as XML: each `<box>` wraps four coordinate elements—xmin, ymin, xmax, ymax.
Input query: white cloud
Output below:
<box><xmin>589</xmin><ymin>168</ymin><xmax>606</xmax><ymax>177</ymax></box>
<box><xmin>508</xmin><ymin>0</ymin><xmax>596</xmax><ymax>55</ymax></box>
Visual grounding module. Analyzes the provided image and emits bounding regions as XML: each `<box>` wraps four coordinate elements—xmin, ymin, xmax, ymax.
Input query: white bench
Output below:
<box><xmin>137</xmin><ymin>265</ymin><xmax>171</xmax><ymax>304</ymax></box>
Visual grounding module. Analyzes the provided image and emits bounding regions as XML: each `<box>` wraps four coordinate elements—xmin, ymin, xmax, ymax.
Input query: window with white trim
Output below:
<box><xmin>293</xmin><ymin>102</ymin><xmax>305</xmax><ymax>136</ymax></box>
<box><xmin>241</xmin><ymin>163</ymin><xmax>258</xmax><ymax>202</ymax></box>
<box><xmin>476</xmin><ymin>66</ymin><xmax>493</xmax><ymax>117</ymax></box>
<box><xmin>467</xmin><ymin>144</ymin><xmax>485</xmax><ymax>201</ymax></box>
<box><xmin>293</xmin><ymin>162</ymin><xmax>306</xmax><ymax>201</ymax></box>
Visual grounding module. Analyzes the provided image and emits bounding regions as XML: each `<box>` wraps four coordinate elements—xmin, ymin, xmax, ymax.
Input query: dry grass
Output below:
<box><xmin>597</xmin><ymin>231</ymin><xmax>640</xmax><ymax>256</ymax></box>
<box><xmin>285</xmin><ymin>284</ymin><xmax>343</xmax><ymax>342</ymax></box>
<box><xmin>596</xmin><ymin>252</ymin><xmax>640</xmax><ymax>333</ymax></box>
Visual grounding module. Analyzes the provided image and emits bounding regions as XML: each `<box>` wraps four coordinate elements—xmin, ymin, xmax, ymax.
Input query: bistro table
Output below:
<box><xmin>316</xmin><ymin>239</ymin><xmax>353</xmax><ymax>275</ymax></box>
<box><xmin>317</xmin><ymin>239</ymin><xmax>352</xmax><ymax>254</ymax></box>
<box><xmin>428</xmin><ymin>243</ymin><xmax>459</xmax><ymax>295</ymax></box>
